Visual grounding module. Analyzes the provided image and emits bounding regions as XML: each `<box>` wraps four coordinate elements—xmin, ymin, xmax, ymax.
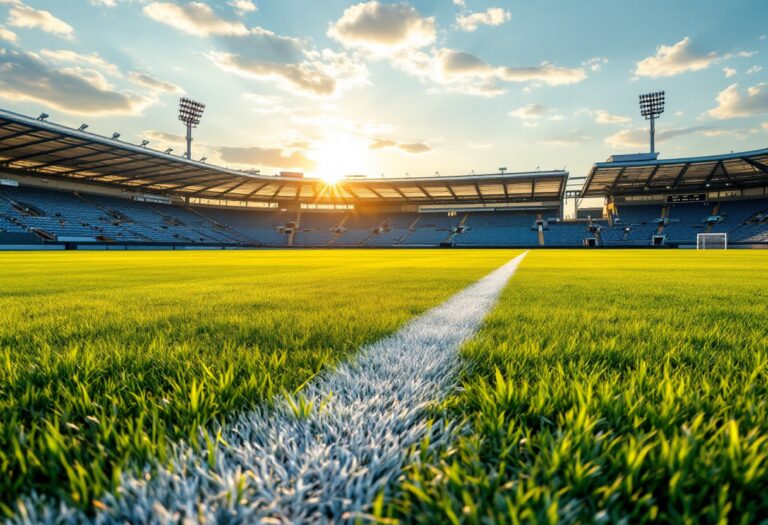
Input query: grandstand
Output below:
<box><xmin>0</xmin><ymin>107</ymin><xmax>766</xmax><ymax>249</ymax></box>
<box><xmin>582</xmin><ymin>150</ymin><xmax>768</xmax><ymax>247</ymax></box>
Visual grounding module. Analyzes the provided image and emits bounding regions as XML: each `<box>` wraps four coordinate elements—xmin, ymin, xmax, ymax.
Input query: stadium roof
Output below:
<box><xmin>581</xmin><ymin>148</ymin><xmax>768</xmax><ymax>198</ymax></box>
<box><xmin>0</xmin><ymin>109</ymin><xmax>567</xmax><ymax>206</ymax></box>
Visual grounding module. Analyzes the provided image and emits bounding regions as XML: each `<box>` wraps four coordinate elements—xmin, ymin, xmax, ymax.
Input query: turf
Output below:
<box><xmin>0</xmin><ymin>249</ymin><xmax>518</xmax><ymax>514</ymax></box>
<box><xmin>390</xmin><ymin>250</ymin><xmax>768</xmax><ymax>524</ymax></box>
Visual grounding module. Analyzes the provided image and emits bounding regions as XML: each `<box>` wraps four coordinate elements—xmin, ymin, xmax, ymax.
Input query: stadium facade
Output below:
<box><xmin>0</xmin><ymin>108</ymin><xmax>766</xmax><ymax>249</ymax></box>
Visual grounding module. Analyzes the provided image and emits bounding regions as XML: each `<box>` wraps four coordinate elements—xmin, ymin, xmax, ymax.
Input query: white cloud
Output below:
<box><xmin>706</xmin><ymin>83</ymin><xmax>768</xmax><ymax>119</ymax></box>
<box><xmin>456</xmin><ymin>7</ymin><xmax>510</xmax><ymax>32</ymax></box>
<box><xmin>498</xmin><ymin>63</ymin><xmax>586</xmax><ymax>85</ymax></box>
<box><xmin>89</xmin><ymin>0</ymin><xmax>117</xmax><ymax>7</ymax></box>
<box><xmin>635</xmin><ymin>37</ymin><xmax>719</xmax><ymax>77</ymax></box>
<box><xmin>724</xmin><ymin>67</ymin><xmax>737</xmax><ymax>78</ymax></box>
<box><xmin>219</xmin><ymin>145</ymin><xmax>315</xmax><ymax>170</ymax></box>
<box><xmin>129</xmin><ymin>71</ymin><xmax>184</xmax><ymax>94</ymax></box>
<box><xmin>605</xmin><ymin>126</ymin><xmax>718</xmax><ymax>149</ymax></box>
<box><xmin>143</xmin><ymin>1</ymin><xmax>248</xmax><ymax>37</ymax></box>
<box><xmin>328</xmin><ymin>1</ymin><xmax>436</xmax><ymax>55</ymax></box>
<box><xmin>8</xmin><ymin>3</ymin><xmax>74</xmax><ymax>39</ymax></box>
<box><xmin>0</xmin><ymin>48</ymin><xmax>151</xmax><ymax>115</ymax></box>
<box><xmin>0</xmin><ymin>26</ymin><xmax>17</xmax><ymax>43</ymax></box>
<box><xmin>369</xmin><ymin>138</ymin><xmax>430</xmax><ymax>154</ymax></box>
<box><xmin>594</xmin><ymin>110</ymin><xmax>631</xmax><ymax>124</ymax></box>
<box><xmin>509</xmin><ymin>103</ymin><xmax>549</xmax><ymax>126</ymax></box>
<box><xmin>207</xmin><ymin>48</ymin><xmax>368</xmax><ymax>97</ymax></box>
<box><xmin>584</xmin><ymin>57</ymin><xmax>608</xmax><ymax>72</ymax></box>
<box><xmin>228</xmin><ymin>0</ymin><xmax>256</xmax><ymax>15</ymax></box>
<box><xmin>405</xmin><ymin>48</ymin><xmax>587</xmax><ymax>96</ymax></box>
<box><xmin>747</xmin><ymin>65</ymin><xmax>763</xmax><ymax>75</ymax></box>
<box><xmin>39</xmin><ymin>49</ymin><xmax>120</xmax><ymax>76</ymax></box>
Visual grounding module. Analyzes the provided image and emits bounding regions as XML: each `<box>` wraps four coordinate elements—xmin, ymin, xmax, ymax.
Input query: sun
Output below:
<box><xmin>308</xmin><ymin>134</ymin><xmax>375</xmax><ymax>184</ymax></box>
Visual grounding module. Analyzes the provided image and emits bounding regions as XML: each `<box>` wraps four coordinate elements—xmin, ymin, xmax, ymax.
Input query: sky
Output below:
<box><xmin>0</xmin><ymin>0</ymin><xmax>766</xmax><ymax>184</ymax></box>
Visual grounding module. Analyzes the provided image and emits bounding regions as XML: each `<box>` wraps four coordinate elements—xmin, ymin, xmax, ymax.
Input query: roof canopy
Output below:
<box><xmin>581</xmin><ymin>148</ymin><xmax>768</xmax><ymax>198</ymax></box>
<box><xmin>0</xmin><ymin>109</ymin><xmax>567</xmax><ymax>206</ymax></box>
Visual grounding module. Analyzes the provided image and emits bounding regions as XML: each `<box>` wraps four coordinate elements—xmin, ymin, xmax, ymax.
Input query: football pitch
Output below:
<box><xmin>1</xmin><ymin>249</ymin><xmax>767</xmax><ymax>522</ymax></box>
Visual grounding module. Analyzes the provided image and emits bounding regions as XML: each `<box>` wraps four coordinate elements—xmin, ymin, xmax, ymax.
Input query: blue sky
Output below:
<box><xmin>0</xmin><ymin>0</ymin><xmax>766</xmax><ymax>183</ymax></box>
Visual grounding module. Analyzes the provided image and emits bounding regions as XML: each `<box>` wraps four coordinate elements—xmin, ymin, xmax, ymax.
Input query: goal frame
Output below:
<box><xmin>697</xmin><ymin>233</ymin><xmax>728</xmax><ymax>250</ymax></box>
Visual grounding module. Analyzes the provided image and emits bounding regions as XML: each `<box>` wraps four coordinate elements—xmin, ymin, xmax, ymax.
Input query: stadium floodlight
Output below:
<box><xmin>111</xmin><ymin>132</ymin><xmax>121</xmax><ymax>140</ymax></box>
<box><xmin>164</xmin><ymin>147</ymin><xmax>173</xmax><ymax>154</ymax></box>
<box><xmin>639</xmin><ymin>91</ymin><xmax>665</xmax><ymax>154</ymax></box>
<box><xmin>499</xmin><ymin>167</ymin><xmax>507</xmax><ymax>174</ymax></box>
<box><xmin>140</xmin><ymin>140</ymin><xmax>150</xmax><ymax>147</ymax></box>
<box><xmin>178</xmin><ymin>97</ymin><xmax>206</xmax><ymax>160</ymax></box>
<box><xmin>37</xmin><ymin>113</ymin><xmax>49</xmax><ymax>121</ymax></box>
<box><xmin>78</xmin><ymin>124</ymin><xmax>89</xmax><ymax>131</ymax></box>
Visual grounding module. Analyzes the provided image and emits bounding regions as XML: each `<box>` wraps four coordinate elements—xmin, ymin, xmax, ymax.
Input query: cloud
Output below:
<box><xmin>129</xmin><ymin>71</ymin><xmax>184</xmax><ymax>94</ymax></box>
<box><xmin>228</xmin><ymin>0</ymin><xmax>256</xmax><ymax>15</ymax></box>
<box><xmin>456</xmin><ymin>7</ymin><xmax>510</xmax><ymax>32</ymax></box>
<box><xmin>509</xmin><ymin>103</ymin><xmax>550</xmax><ymax>126</ymax></box>
<box><xmin>747</xmin><ymin>65</ymin><xmax>763</xmax><ymax>75</ymax></box>
<box><xmin>403</xmin><ymin>48</ymin><xmax>587</xmax><ymax>96</ymax></box>
<box><xmin>0</xmin><ymin>48</ymin><xmax>150</xmax><ymax>115</ymax></box>
<box><xmin>143</xmin><ymin>1</ymin><xmax>248</xmax><ymax>37</ymax></box>
<box><xmin>498</xmin><ymin>63</ymin><xmax>587</xmax><ymax>85</ymax></box>
<box><xmin>605</xmin><ymin>126</ymin><xmax>717</xmax><ymax>149</ymax></box>
<box><xmin>39</xmin><ymin>49</ymin><xmax>120</xmax><ymax>76</ymax></box>
<box><xmin>584</xmin><ymin>57</ymin><xmax>608</xmax><ymax>72</ymax></box>
<box><xmin>89</xmin><ymin>0</ymin><xmax>117</xmax><ymax>7</ymax></box>
<box><xmin>8</xmin><ymin>3</ymin><xmax>74</xmax><ymax>39</ymax></box>
<box><xmin>397</xmin><ymin>142</ymin><xmax>430</xmax><ymax>154</ymax></box>
<box><xmin>142</xmin><ymin>130</ymin><xmax>186</xmax><ymax>147</ymax></box>
<box><xmin>207</xmin><ymin>48</ymin><xmax>368</xmax><ymax>97</ymax></box>
<box><xmin>635</xmin><ymin>37</ymin><xmax>719</xmax><ymax>77</ymax></box>
<box><xmin>0</xmin><ymin>26</ymin><xmax>17</xmax><ymax>43</ymax></box>
<box><xmin>369</xmin><ymin>138</ymin><xmax>397</xmax><ymax>149</ymax></box>
<box><xmin>706</xmin><ymin>83</ymin><xmax>768</xmax><ymax>119</ymax></box>
<box><xmin>434</xmin><ymin>49</ymin><xmax>585</xmax><ymax>85</ymax></box>
<box><xmin>724</xmin><ymin>67</ymin><xmax>737</xmax><ymax>78</ymax></box>
<box><xmin>594</xmin><ymin>110</ymin><xmax>631</xmax><ymax>124</ymax></box>
<box><xmin>219</xmin><ymin>27</ymin><xmax>305</xmax><ymax>64</ymax></box>
<box><xmin>219</xmin><ymin>146</ymin><xmax>315</xmax><ymax>170</ymax></box>
<box><xmin>542</xmin><ymin>131</ymin><xmax>592</xmax><ymax>146</ymax></box>
<box><xmin>328</xmin><ymin>1</ymin><xmax>436</xmax><ymax>55</ymax></box>
<box><xmin>369</xmin><ymin>138</ymin><xmax>430</xmax><ymax>154</ymax></box>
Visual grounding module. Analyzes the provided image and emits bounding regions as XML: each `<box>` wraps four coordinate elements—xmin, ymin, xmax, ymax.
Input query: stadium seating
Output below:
<box><xmin>0</xmin><ymin>184</ymin><xmax>766</xmax><ymax>248</ymax></box>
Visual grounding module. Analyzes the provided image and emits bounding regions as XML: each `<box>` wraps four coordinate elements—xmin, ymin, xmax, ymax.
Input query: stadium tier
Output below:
<box><xmin>0</xmin><ymin>108</ymin><xmax>767</xmax><ymax>249</ymax></box>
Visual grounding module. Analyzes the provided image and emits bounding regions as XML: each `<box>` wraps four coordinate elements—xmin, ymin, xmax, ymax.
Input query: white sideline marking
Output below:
<box><xmin>15</xmin><ymin>252</ymin><xmax>528</xmax><ymax>525</ymax></box>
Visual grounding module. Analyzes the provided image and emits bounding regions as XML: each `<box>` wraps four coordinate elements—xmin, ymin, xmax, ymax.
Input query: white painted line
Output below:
<box><xmin>14</xmin><ymin>252</ymin><xmax>528</xmax><ymax>525</ymax></box>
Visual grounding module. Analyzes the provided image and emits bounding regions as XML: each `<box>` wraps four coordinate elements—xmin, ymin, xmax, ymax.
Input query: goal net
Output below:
<box><xmin>697</xmin><ymin>233</ymin><xmax>727</xmax><ymax>250</ymax></box>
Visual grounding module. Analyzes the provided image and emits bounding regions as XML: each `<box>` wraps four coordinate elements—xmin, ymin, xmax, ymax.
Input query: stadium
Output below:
<box><xmin>1</xmin><ymin>1</ymin><xmax>768</xmax><ymax>524</ymax></box>
<box><xmin>1</xmin><ymin>106</ymin><xmax>767</xmax><ymax>250</ymax></box>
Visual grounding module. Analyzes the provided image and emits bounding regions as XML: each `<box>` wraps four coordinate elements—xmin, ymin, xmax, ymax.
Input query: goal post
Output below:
<box><xmin>697</xmin><ymin>233</ymin><xmax>727</xmax><ymax>250</ymax></box>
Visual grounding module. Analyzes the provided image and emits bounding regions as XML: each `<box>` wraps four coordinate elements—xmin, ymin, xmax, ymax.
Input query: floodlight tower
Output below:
<box><xmin>178</xmin><ymin>97</ymin><xmax>206</xmax><ymax>159</ymax></box>
<box><xmin>639</xmin><ymin>91</ymin><xmax>665</xmax><ymax>154</ymax></box>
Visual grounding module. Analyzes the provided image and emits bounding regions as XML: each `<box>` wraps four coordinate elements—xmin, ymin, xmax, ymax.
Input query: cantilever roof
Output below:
<box><xmin>581</xmin><ymin>148</ymin><xmax>768</xmax><ymax>197</ymax></box>
<box><xmin>0</xmin><ymin>109</ymin><xmax>567</xmax><ymax>205</ymax></box>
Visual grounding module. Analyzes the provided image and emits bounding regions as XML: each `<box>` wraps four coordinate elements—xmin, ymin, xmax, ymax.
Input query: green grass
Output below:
<box><xmin>390</xmin><ymin>250</ymin><xmax>768</xmax><ymax>524</ymax></box>
<box><xmin>0</xmin><ymin>249</ymin><xmax>517</xmax><ymax>514</ymax></box>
